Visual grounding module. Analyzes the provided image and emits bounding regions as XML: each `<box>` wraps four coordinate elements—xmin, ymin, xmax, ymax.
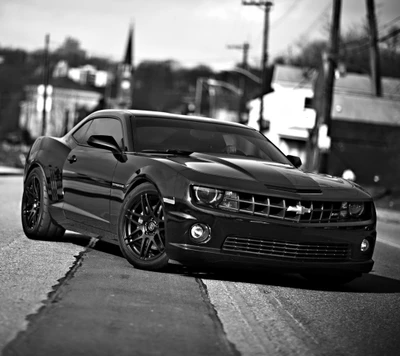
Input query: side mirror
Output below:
<box><xmin>258</xmin><ymin>119</ymin><xmax>270</xmax><ymax>132</ymax></box>
<box><xmin>87</xmin><ymin>135</ymin><xmax>123</xmax><ymax>155</ymax></box>
<box><xmin>287</xmin><ymin>155</ymin><xmax>302</xmax><ymax>168</ymax></box>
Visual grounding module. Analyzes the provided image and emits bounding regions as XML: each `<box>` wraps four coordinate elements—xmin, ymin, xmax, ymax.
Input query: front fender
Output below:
<box><xmin>109</xmin><ymin>157</ymin><xmax>182</xmax><ymax>232</ymax></box>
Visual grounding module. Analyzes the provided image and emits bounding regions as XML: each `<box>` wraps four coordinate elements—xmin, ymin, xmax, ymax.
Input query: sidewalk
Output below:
<box><xmin>376</xmin><ymin>208</ymin><xmax>400</xmax><ymax>225</ymax></box>
<box><xmin>0</xmin><ymin>165</ymin><xmax>24</xmax><ymax>176</ymax></box>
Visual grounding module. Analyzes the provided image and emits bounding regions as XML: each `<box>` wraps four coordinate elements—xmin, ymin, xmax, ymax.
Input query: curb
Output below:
<box><xmin>0</xmin><ymin>166</ymin><xmax>24</xmax><ymax>176</ymax></box>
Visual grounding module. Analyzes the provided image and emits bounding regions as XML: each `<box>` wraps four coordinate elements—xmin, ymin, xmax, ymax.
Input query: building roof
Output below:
<box><xmin>273</xmin><ymin>64</ymin><xmax>315</xmax><ymax>89</ymax></box>
<box><xmin>334</xmin><ymin>73</ymin><xmax>400</xmax><ymax>99</ymax></box>
<box><xmin>332</xmin><ymin>93</ymin><xmax>400</xmax><ymax>126</ymax></box>
<box><xmin>27</xmin><ymin>76</ymin><xmax>103</xmax><ymax>93</ymax></box>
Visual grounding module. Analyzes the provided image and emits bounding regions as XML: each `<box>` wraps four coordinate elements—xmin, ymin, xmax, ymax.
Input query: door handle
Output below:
<box><xmin>67</xmin><ymin>155</ymin><xmax>77</xmax><ymax>163</ymax></box>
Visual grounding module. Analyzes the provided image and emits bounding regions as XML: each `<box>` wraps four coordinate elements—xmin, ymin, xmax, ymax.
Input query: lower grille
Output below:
<box><xmin>222</xmin><ymin>236</ymin><xmax>351</xmax><ymax>262</ymax></box>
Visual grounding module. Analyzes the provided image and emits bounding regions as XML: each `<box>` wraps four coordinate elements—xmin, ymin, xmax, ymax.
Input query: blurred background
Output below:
<box><xmin>0</xmin><ymin>0</ymin><xmax>399</xmax><ymax>209</ymax></box>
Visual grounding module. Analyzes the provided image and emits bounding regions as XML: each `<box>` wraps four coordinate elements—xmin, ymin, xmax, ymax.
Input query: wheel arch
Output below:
<box><xmin>25</xmin><ymin>136</ymin><xmax>72</xmax><ymax>203</ymax></box>
<box><xmin>25</xmin><ymin>162</ymin><xmax>45</xmax><ymax>183</ymax></box>
<box><xmin>125</xmin><ymin>175</ymin><xmax>163</xmax><ymax>199</ymax></box>
<box><xmin>21</xmin><ymin>161</ymin><xmax>66</xmax><ymax>240</ymax></box>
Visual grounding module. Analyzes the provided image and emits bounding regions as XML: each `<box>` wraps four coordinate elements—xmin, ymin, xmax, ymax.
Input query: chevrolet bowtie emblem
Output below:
<box><xmin>287</xmin><ymin>204</ymin><xmax>312</xmax><ymax>215</ymax></box>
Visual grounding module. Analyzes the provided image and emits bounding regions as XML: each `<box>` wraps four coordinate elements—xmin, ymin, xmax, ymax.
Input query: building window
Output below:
<box><xmin>304</xmin><ymin>97</ymin><xmax>313</xmax><ymax>109</ymax></box>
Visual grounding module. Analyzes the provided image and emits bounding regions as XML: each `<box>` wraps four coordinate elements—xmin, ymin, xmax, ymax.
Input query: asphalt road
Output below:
<box><xmin>1</xmin><ymin>176</ymin><xmax>400</xmax><ymax>356</ymax></box>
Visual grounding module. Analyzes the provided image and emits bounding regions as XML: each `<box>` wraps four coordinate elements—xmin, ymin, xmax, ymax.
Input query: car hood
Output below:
<box><xmin>166</xmin><ymin>153</ymin><xmax>362</xmax><ymax>194</ymax></box>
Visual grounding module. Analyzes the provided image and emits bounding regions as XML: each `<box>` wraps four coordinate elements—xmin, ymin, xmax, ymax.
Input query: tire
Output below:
<box><xmin>301</xmin><ymin>272</ymin><xmax>361</xmax><ymax>286</ymax></box>
<box><xmin>118</xmin><ymin>182</ymin><xmax>169</xmax><ymax>271</ymax></box>
<box><xmin>21</xmin><ymin>167</ymin><xmax>65</xmax><ymax>240</ymax></box>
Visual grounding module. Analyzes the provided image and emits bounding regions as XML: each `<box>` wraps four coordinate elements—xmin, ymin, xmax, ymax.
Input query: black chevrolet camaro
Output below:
<box><xmin>21</xmin><ymin>110</ymin><xmax>376</xmax><ymax>285</ymax></box>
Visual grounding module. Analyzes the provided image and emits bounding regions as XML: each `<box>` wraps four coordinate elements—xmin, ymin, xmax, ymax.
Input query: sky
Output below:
<box><xmin>1</xmin><ymin>0</ymin><xmax>399</xmax><ymax>70</ymax></box>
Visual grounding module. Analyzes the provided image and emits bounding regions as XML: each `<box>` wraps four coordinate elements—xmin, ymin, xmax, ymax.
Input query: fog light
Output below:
<box><xmin>361</xmin><ymin>239</ymin><xmax>370</xmax><ymax>252</ymax></box>
<box><xmin>190</xmin><ymin>223</ymin><xmax>211</xmax><ymax>244</ymax></box>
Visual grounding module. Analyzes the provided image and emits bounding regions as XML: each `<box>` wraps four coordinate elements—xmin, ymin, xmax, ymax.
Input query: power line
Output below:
<box><xmin>271</xmin><ymin>0</ymin><xmax>303</xmax><ymax>29</ymax></box>
<box><xmin>379</xmin><ymin>27</ymin><xmax>400</xmax><ymax>42</ymax></box>
<box><xmin>379</xmin><ymin>15</ymin><xmax>400</xmax><ymax>31</ymax></box>
<box><xmin>341</xmin><ymin>27</ymin><xmax>400</xmax><ymax>54</ymax></box>
<box><xmin>251</xmin><ymin>0</ymin><xmax>303</xmax><ymax>47</ymax></box>
<box><xmin>297</xmin><ymin>2</ymin><xmax>331</xmax><ymax>39</ymax></box>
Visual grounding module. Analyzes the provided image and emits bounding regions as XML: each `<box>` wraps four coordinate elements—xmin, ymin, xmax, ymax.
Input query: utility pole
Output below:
<box><xmin>227</xmin><ymin>42</ymin><xmax>250</xmax><ymax>123</ymax></box>
<box><xmin>195</xmin><ymin>78</ymin><xmax>204</xmax><ymax>115</ymax></box>
<box><xmin>242</xmin><ymin>0</ymin><xmax>273</xmax><ymax>132</ymax></box>
<box><xmin>318</xmin><ymin>0</ymin><xmax>342</xmax><ymax>174</ymax></box>
<box><xmin>42</xmin><ymin>33</ymin><xmax>50</xmax><ymax>136</ymax></box>
<box><xmin>366</xmin><ymin>0</ymin><xmax>382</xmax><ymax>97</ymax></box>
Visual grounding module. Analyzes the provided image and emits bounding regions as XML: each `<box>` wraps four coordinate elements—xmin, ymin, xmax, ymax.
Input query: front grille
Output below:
<box><xmin>220</xmin><ymin>192</ymin><xmax>371</xmax><ymax>224</ymax></box>
<box><xmin>223</xmin><ymin>236</ymin><xmax>351</xmax><ymax>262</ymax></box>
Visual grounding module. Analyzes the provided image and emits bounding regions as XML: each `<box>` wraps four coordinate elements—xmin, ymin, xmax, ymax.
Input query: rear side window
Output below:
<box><xmin>73</xmin><ymin>118</ymin><xmax>124</xmax><ymax>148</ymax></box>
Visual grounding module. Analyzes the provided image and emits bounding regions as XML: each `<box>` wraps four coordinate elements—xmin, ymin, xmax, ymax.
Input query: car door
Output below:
<box><xmin>62</xmin><ymin>117</ymin><xmax>125</xmax><ymax>231</ymax></box>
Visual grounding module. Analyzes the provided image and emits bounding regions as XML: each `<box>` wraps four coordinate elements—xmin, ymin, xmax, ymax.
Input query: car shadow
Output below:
<box><xmin>180</xmin><ymin>268</ymin><xmax>400</xmax><ymax>294</ymax></box>
<box><xmin>61</xmin><ymin>234</ymin><xmax>400</xmax><ymax>294</ymax></box>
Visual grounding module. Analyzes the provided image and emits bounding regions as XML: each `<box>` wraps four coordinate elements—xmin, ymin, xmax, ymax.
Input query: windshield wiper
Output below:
<box><xmin>140</xmin><ymin>149</ymin><xmax>193</xmax><ymax>156</ymax></box>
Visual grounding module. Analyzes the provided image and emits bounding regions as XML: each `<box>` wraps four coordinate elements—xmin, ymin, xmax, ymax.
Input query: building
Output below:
<box><xmin>52</xmin><ymin>60</ymin><xmax>111</xmax><ymax>88</ymax></box>
<box><xmin>247</xmin><ymin>64</ymin><xmax>317</xmax><ymax>164</ymax></box>
<box><xmin>19</xmin><ymin>77</ymin><xmax>102</xmax><ymax>138</ymax></box>
<box><xmin>311</xmin><ymin>71</ymin><xmax>400</xmax><ymax>192</ymax></box>
<box><xmin>68</xmin><ymin>64</ymin><xmax>109</xmax><ymax>88</ymax></box>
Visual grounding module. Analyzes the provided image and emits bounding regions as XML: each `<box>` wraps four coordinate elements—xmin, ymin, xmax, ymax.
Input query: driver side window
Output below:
<box><xmin>72</xmin><ymin>118</ymin><xmax>124</xmax><ymax>148</ymax></box>
<box><xmin>72</xmin><ymin>120</ymin><xmax>93</xmax><ymax>145</ymax></box>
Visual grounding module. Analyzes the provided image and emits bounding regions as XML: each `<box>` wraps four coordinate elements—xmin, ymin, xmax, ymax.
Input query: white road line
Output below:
<box><xmin>202</xmin><ymin>279</ymin><xmax>319</xmax><ymax>356</ymax></box>
<box><xmin>377</xmin><ymin>239</ymin><xmax>400</xmax><ymax>249</ymax></box>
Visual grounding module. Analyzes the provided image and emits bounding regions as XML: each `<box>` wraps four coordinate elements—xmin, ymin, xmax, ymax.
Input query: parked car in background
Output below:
<box><xmin>21</xmin><ymin>110</ymin><xmax>376</xmax><ymax>285</ymax></box>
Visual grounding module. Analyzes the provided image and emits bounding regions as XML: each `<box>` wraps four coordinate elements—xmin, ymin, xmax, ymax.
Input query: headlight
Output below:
<box><xmin>193</xmin><ymin>186</ymin><xmax>223</xmax><ymax>206</ymax></box>
<box><xmin>340</xmin><ymin>202</ymin><xmax>365</xmax><ymax>219</ymax></box>
<box><xmin>349</xmin><ymin>202</ymin><xmax>364</xmax><ymax>217</ymax></box>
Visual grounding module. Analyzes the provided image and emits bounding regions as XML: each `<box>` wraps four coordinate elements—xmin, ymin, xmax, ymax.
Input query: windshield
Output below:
<box><xmin>134</xmin><ymin>117</ymin><xmax>291</xmax><ymax>165</ymax></box>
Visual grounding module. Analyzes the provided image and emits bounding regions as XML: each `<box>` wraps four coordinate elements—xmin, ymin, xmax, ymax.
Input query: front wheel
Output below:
<box><xmin>118</xmin><ymin>183</ymin><xmax>169</xmax><ymax>271</ymax></box>
<box><xmin>21</xmin><ymin>167</ymin><xmax>65</xmax><ymax>240</ymax></box>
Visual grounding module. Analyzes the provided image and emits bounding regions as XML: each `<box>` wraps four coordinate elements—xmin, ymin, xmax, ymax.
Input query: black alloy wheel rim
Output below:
<box><xmin>124</xmin><ymin>192</ymin><xmax>166</xmax><ymax>260</ymax></box>
<box><xmin>23</xmin><ymin>175</ymin><xmax>42</xmax><ymax>229</ymax></box>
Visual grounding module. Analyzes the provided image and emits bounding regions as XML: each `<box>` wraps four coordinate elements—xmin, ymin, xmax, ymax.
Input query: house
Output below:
<box><xmin>247</xmin><ymin>64</ymin><xmax>317</xmax><ymax>165</ymax></box>
<box><xmin>19</xmin><ymin>77</ymin><xmax>102</xmax><ymax>138</ymax></box>
<box><xmin>311</xmin><ymin>72</ymin><xmax>400</xmax><ymax>192</ymax></box>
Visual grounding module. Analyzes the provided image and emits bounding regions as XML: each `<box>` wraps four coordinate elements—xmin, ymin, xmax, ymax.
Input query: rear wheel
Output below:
<box><xmin>301</xmin><ymin>272</ymin><xmax>361</xmax><ymax>286</ymax></box>
<box><xmin>118</xmin><ymin>183</ymin><xmax>168</xmax><ymax>271</ymax></box>
<box><xmin>21</xmin><ymin>167</ymin><xmax>65</xmax><ymax>240</ymax></box>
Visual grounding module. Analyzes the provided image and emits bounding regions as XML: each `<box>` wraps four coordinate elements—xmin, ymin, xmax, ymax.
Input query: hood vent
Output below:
<box><xmin>265</xmin><ymin>185</ymin><xmax>322</xmax><ymax>194</ymax></box>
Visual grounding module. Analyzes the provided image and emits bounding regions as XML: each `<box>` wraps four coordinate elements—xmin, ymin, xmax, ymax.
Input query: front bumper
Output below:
<box><xmin>165</xmin><ymin>201</ymin><xmax>376</xmax><ymax>274</ymax></box>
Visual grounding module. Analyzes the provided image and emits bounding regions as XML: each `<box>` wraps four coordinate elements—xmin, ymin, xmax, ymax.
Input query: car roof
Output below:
<box><xmin>91</xmin><ymin>109</ymin><xmax>255</xmax><ymax>130</ymax></box>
